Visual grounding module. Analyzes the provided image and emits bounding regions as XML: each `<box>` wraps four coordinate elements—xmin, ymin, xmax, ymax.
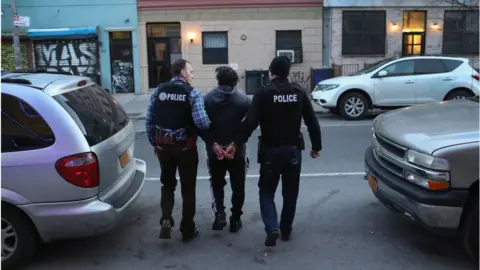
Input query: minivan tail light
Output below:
<box><xmin>77</xmin><ymin>80</ymin><xmax>87</xmax><ymax>87</ymax></box>
<box><xmin>55</xmin><ymin>152</ymin><xmax>99</xmax><ymax>188</ymax></box>
<box><xmin>473</xmin><ymin>75</ymin><xmax>480</xmax><ymax>81</ymax></box>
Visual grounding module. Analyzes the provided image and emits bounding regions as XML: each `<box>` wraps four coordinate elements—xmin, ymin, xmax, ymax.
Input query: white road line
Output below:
<box><xmin>145</xmin><ymin>172</ymin><xmax>365</xmax><ymax>181</ymax></box>
<box><xmin>135</xmin><ymin>123</ymin><xmax>372</xmax><ymax>133</ymax></box>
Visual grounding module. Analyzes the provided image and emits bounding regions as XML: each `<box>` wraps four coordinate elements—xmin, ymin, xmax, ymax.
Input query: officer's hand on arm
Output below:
<box><xmin>189</xmin><ymin>89</ymin><xmax>210</xmax><ymax>130</ymax></box>
<box><xmin>234</xmin><ymin>90</ymin><xmax>262</xmax><ymax>145</ymax></box>
<box><xmin>300</xmin><ymin>89</ymin><xmax>322</xmax><ymax>157</ymax></box>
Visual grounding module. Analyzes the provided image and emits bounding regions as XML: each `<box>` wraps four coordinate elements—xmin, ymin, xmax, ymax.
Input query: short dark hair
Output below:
<box><xmin>269</xmin><ymin>56</ymin><xmax>291</xmax><ymax>78</ymax></box>
<box><xmin>216</xmin><ymin>66</ymin><xmax>239</xmax><ymax>87</ymax></box>
<box><xmin>171</xmin><ymin>59</ymin><xmax>190</xmax><ymax>76</ymax></box>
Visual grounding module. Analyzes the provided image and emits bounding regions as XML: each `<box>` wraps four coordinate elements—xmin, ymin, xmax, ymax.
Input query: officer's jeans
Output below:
<box><xmin>157</xmin><ymin>143</ymin><xmax>198</xmax><ymax>235</ymax></box>
<box><xmin>258</xmin><ymin>146</ymin><xmax>302</xmax><ymax>234</ymax></box>
<box><xmin>207</xmin><ymin>154</ymin><xmax>249</xmax><ymax>219</ymax></box>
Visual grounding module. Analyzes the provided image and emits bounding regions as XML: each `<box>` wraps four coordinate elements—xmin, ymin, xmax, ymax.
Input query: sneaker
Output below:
<box><xmin>281</xmin><ymin>231</ymin><xmax>291</xmax><ymax>241</ymax></box>
<box><xmin>212</xmin><ymin>212</ymin><xmax>227</xmax><ymax>231</ymax></box>
<box><xmin>182</xmin><ymin>226</ymin><xmax>200</xmax><ymax>243</ymax></box>
<box><xmin>264</xmin><ymin>230</ymin><xmax>280</xmax><ymax>247</ymax></box>
<box><xmin>229</xmin><ymin>217</ymin><xmax>243</xmax><ymax>233</ymax></box>
<box><xmin>159</xmin><ymin>220</ymin><xmax>172</xmax><ymax>239</ymax></box>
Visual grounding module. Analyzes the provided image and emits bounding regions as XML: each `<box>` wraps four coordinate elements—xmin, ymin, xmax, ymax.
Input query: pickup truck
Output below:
<box><xmin>364</xmin><ymin>97</ymin><xmax>479</xmax><ymax>262</ymax></box>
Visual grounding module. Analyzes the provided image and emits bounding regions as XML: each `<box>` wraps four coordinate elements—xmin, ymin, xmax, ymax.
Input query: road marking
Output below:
<box><xmin>145</xmin><ymin>172</ymin><xmax>365</xmax><ymax>181</ymax></box>
<box><xmin>135</xmin><ymin>123</ymin><xmax>372</xmax><ymax>133</ymax></box>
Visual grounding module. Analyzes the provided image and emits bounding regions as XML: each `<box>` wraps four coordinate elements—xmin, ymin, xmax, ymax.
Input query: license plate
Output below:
<box><xmin>368</xmin><ymin>175</ymin><xmax>378</xmax><ymax>192</ymax></box>
<box><xmin>119</xmin><ymin>151</ymin><xmax>129</xmax><ymax>168</ymax></box>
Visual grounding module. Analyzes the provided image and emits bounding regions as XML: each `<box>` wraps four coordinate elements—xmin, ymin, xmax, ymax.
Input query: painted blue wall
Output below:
<box><xmin>1</xmin><ymin>0</ymin><xmax>141</xmax><ymax>94</ymax></box>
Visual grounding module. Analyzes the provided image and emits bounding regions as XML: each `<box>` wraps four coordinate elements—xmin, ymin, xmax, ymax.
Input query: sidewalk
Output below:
<box><xmin>113</xmin><ymin>92</ymin><xmax>329</xmax><ymax>120</ymax></box>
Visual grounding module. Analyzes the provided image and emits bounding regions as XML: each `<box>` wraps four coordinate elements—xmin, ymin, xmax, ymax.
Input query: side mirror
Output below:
<box><xmin>377</xmin><ymin>70</ymin><xmax>388</xmax><ymax>77</ymax></box>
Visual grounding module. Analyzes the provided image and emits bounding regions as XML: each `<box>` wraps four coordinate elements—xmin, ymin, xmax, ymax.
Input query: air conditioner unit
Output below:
<box><xmin>276</xmin><ymin>50</ymin><xmax>295</xmax><ymax>63</ymax></box>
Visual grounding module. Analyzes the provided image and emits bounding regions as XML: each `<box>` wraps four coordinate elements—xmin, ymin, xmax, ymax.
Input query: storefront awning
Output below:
<box><xmin>27</xmin><ymin>26</ymin><xmax>98</xmax><ymax>39</ymax></box>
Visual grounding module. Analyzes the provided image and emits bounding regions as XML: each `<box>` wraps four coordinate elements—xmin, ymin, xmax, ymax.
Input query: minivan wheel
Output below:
<box><xmin>339</xmin><ymin>92</ymin><xmax>369</xmax><ymax>120</ymax></box>
<box><xmin>2</xmin><ymin>204</ymin><xmax>39</xmax><ymax>270</ymax></box>
<box><xmin>460</xmin><ymin>191</ymin><xmax>479</xmax><ymax>263</ymax></box>
<box><xmin>445</xmin><ymin>89</ymin><xmax>472</xmax><ymax>100</ymax></box>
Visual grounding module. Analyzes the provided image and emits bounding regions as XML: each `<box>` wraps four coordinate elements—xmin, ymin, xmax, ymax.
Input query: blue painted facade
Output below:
<box><xmin>1</xmin><ymin>0</ymin><xmax>141</xmax><ymax>94</ymax></box>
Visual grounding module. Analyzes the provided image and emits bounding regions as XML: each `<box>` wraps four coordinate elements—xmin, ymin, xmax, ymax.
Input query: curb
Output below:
<box><xmin>130</xmin><ymin>116</ymin><xmax>146</xmax><ymax>120</ymax></box>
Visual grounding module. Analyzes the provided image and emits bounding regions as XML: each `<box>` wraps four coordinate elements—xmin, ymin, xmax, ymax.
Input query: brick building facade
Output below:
<box><xmin>137</xmin><ymin>0</ymin><xmax>323</xmax><ymax>93</ymax></box>
<box><xmin>323</xmin><ymin>0</ymin><xmax>480</xmax><ymax>75</ymax></box>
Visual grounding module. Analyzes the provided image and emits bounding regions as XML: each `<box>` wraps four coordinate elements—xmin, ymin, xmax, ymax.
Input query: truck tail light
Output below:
<box><xmin>56</xmin><ymin>152</ymin><xmax>99</xmax><ymax>188</ymax></box>
<box><xmin>472</xmin><ymin>75</ymin><xmax>480</xmax><ymax>81</ymax></box>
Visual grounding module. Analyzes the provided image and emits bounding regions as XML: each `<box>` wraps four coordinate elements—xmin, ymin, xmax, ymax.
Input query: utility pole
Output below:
<box><xmin>11</xmin><ymin>0</ymin><xmax>23</xmax><ymax>70</ymax></box>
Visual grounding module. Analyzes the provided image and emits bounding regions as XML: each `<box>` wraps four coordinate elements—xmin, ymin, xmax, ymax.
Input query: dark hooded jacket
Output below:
<box><xmin>203</xmin><ymin>85</ymin><xmax>251</xmax><ymax>158</ymax></box>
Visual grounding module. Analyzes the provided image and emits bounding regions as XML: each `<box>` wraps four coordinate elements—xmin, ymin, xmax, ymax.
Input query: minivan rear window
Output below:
<box><xmin>53</xmin><ymin>84</ymin><xmax>129</xmax><ymax>146</ymax></box>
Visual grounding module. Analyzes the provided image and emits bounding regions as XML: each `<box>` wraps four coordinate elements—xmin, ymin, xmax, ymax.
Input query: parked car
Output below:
<box><xmin>1</xmin><ymin>71</ymin><xmax>147</xmax><ymax>269</ymax></box>
<box><xmin>364</xmin><ymin>97</ymin><xmax>479</xmax><ymax>262</ymax></box>
<box><xmin>312</xmin><ymin>56</ymin><xmax>480</xmax><ymax>120</ymax></box>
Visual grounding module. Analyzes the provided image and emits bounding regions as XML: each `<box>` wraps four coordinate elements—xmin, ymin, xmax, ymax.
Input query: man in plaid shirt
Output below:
<box><xmin>146</xmin><ymin>59</ymin><xmax>210</xmax><ymax>243</ymax></box>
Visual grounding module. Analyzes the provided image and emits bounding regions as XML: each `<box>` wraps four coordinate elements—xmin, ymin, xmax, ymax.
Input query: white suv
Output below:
<box><xmin>312</xmin><ymin>56</ymin><xmax>480</xmax><ymax>120</ymax></box>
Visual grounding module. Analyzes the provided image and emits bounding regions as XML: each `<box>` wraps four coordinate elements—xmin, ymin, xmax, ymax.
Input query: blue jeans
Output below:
<box><xmin>258</xmin><ymin>146</ymin><xmax>302</xmax><ymax>234</ymax></box>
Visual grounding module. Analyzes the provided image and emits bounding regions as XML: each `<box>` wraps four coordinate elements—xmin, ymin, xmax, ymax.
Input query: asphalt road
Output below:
<box><xmin>23</xmin><ymin>115</ymin><xmax>476</xmax><ymax>270</ymax></box>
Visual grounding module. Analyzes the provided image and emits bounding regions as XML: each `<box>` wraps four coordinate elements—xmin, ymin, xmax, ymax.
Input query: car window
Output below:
<box><xmin>53</xmin><ymin>84</ymin><xmax>129</xmax><ymax>147</ymax></box>
<box><xmin>381</xmin><ymin>60</ymin><xmax>414</xmax><ymax>76</ymax></box>
<box><xmin>414</xmin><ymin>59</ymin><xmax>447</xmax><ymax>74</ymax></box>
<box><xmin>442</xmin><ymin>59</ymin><xmax>463</xmax><ymax>72</ymax></box>
<box><xmin>1</xmin><ymin>93</ymin><xmax>56</xmax><ymax>153</ymax></box>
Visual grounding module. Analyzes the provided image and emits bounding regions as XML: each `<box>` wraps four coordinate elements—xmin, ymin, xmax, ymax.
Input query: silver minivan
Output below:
<box><xmin>1</xmin><ymin>72</ymin><xmax>146</xmax><ymax>269</ymax></box>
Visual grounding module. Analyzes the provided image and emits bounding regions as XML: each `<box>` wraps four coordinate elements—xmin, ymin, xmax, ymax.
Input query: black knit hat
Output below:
<box><xmin>269</xmin><ymin>56</ymin><xmax>291</xmax><ymax>78</ymax></box>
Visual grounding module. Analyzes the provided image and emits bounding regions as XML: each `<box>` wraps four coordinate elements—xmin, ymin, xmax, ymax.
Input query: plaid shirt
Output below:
<box><xmin>145</xmin><ymin>77</ymin><xmax>210</xmax><ymax>146</ymax></box>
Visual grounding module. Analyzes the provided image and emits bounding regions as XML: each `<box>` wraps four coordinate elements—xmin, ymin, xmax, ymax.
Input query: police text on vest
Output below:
<box><xmin>273</xmin><ymin>94</ymin><xmax>297</xmax><ymax>103</ymax></box>
<box><xmin>159</xmin><ymin>92</ymin><xmax>187</xmax><ymax>102</ymax></box>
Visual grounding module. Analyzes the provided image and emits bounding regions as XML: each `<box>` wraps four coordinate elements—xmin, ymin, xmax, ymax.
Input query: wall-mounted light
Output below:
<box><xmin>391</xmin><ymin>23</ymin><xmax>399</xmax><ymax>30</ymax></box>
<box><xmin>432</xmin><ymin>23</ymin><xmax>440</xmax><ymax>30</ymax></box>
<box><xmin>187</xmin><ymin>32</ymin><xmax>196</xmax><ymax>44</ymax></box>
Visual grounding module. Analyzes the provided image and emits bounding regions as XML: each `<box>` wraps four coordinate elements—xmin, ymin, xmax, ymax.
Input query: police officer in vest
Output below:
<box><xmin>233</xmin><ymin>56</ymin><xmax>322</xmax><ymax>247</ymax></box>
<box><xmin>145</xmin><ymin>58</ymin><xmax>210</xmax><ymax>242</ymax></box>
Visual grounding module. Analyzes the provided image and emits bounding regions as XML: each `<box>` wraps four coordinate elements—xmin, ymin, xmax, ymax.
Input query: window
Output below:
<box><xmin>275</xmin><ymin>30</ymin><xmax>303</xmax><ymax>63</ymax></box>
<box><xmin>380</xmin><ymin>60</ymin><xmax>414</xmax><ymax>76</ymax></box>
<box><xmin>443</xmin><ymin>10</ymin><xmax>479</xmax><ymax>55</ymax></box>
<box><xmin>403</xmin><ymin>11</ymin><xmax>426</xmax><ymax>32</ymax></box>
<box><xmin>442</xmin><ymin>59</ymin><xmax>463</xmax><ymax>72</ymax></box>
<box><xmin>53</xmin><ymin>84</ymin><xmax>129</xmax><ymax>146</ymax></box>
<box><xmin>147</xmin><ymin>23</ymin><xmax>181</xmax><ymax>38</ymax></box>
<box><xmin>1</xmin><ymin>93</ymin><xmax>55</xmax><ymax>153</ymax></box>
<box><xmin>414</xmin><ymin>59</ymin><xmax>447</xmax><ymax>74</ymax></box>
<box><xmin>342</xmin><ymin>11</ymin><xmax>386</xmax><ymax>55</ymax></box>
<box><xmin>202</xmin><ymin>32</ymin><xmax>228</xmax><ymax>65</ymax></box>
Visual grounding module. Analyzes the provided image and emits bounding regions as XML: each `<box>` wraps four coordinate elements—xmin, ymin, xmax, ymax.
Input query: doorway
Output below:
<box><xmin>109</xmin><ymin>31</ymin><xmax>134</xmax><ymax>93</ymax></box>
<box><xmin>402</xmin><ymin>32</ymin><xmax>425</xmax><ymax>56</ymax></box>
<box><xmin>146</xmin><ymin>23</ymin><xmax>182</xmax><ymax>88</ymax></box>
<box><xmin>148</xmin><ymin>38</ymin><xmax>171</xmax><ymax>88</ymax></box>
<box><xmin>402</xmin><ymin>10</ymin><xmax>427</xmax><ymax>56</ymax></box>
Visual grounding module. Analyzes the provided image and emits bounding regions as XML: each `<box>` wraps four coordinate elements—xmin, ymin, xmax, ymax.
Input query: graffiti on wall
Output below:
<box><xmin>34</xmin><ymin>39</ymin><xmax>99</xmax><ymax>83</ymax></box>
<box><xmin>111</xmin><ymin>60</ymin><xmax>134</xmax><ymax>93</ymax></box>
<box><xmin>289</xmin><ymin>70</ymin><xmax>311</xmax><ymax>92</ymax></box>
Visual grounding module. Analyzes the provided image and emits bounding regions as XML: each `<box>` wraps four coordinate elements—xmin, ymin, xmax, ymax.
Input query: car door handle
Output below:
<box><xmin>405</xmin><ymin>80</ymin><xmax>415</xmax><ymax>84</ymax></box>
<box><xmin>443</xmin><ymin>77</ymin><xmax>453</xmax><ymax>81</ymax></box>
